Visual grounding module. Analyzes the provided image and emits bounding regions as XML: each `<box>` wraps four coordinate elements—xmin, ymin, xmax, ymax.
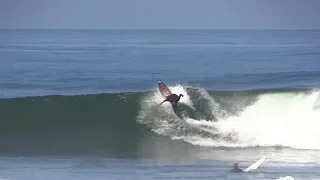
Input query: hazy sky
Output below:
<box><xmin>1</xmin><ymin>0</ymin><xmax>319</xmax><ymax>29</ymax></box>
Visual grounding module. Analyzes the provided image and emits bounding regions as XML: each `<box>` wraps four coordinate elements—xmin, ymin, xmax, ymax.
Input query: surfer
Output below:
<box><xmin>230</xmin><ymin>163</ymin><xmax>243</xmax><ymax>173</ymax></box>
<box><xmin>160</xmin><ymin>93</ymin><xmax>184</xmax><ymax>105</ymax></box>
<box><xmin>157</xmin><ymin>80</ymin><xmax>184</xmax><ymax>106</ymax></box>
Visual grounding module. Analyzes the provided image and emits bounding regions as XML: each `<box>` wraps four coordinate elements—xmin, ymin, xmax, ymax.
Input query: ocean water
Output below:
<box><xmin>1</xmin><ymin>29</ymin><xmax>320</xmax><ymax>180</ymax></box>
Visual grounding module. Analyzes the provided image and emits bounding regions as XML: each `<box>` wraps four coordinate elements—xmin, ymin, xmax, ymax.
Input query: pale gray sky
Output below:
<box><xmin>1</xmin><ymin>0</ymin><xmax>319</xmax><ymax>29</ymax></box>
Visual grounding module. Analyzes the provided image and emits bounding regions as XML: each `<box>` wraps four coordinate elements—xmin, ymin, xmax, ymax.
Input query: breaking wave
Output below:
<box><xmin>1</xmin><ymin>84</ymin><xmax>320</xmax><ymax>157</ymax></box>
<box><xmin>137</xmin><ymin>84</ymin><xmax>320</xmax><ymax>150</ymax></box>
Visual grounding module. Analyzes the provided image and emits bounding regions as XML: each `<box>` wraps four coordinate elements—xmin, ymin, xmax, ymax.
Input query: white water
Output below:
<box><xmin>277</xmin><ymin>176</ymin><xmax>295</xmax><ymax>180</ymax></box>
<box><xmin>138</xmin><ymin>85</ymin><xmax>320</xmax><ymax>150</ymax></box>
<box><xmin>213</xmin><ymin>90</ymin><xmax>320</xmax><ymax>149</ymax></box>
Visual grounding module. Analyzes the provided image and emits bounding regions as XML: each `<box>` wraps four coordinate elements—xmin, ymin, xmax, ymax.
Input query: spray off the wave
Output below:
<box><xmin>215</xmin><ymin>91</ymin><xmax>320</xmax><ymax>149</ymax></box>
<box><xmin>138</xmin><ymin>84</ymin><xmax>320</xmax><ymax>150</ymax></box>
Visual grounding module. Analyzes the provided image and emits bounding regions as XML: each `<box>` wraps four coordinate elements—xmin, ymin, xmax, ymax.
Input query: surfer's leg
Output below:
<box><xmin>173</xmin><ymin>101</ymin><xmax>178</xmax><ymax>106</ymax></box>
<box><xmin>172</xmin><ymin>104</ymin><xmax>178</xmax><ymax>112</ymax></box>
<box><xmin>171</xmin><ymin>102</ymin><xmax>178</xmax><ymax>110</ymax></box>
<box><xmin>172</xmin><ymin>103</ymin><xmax>178</xmax><ymax>109</ymax></box>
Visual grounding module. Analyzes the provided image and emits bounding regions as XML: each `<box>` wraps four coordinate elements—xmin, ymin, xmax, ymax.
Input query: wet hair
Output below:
<box><xmin>233</xmin><ymin>163</ymin><xmax>238</xmax><ymax>169</ymax></box>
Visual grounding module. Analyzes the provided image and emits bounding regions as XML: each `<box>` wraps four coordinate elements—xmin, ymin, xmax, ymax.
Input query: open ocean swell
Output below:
<box><xmin>1</xmin><ymin>29</ymin><xmax>320</xmax><ymax>99</ymax></box>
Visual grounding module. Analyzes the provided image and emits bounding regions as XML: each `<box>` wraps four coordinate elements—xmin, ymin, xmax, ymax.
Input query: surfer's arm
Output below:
<box><xmin>160</xmin><ymin>99</ymin><xmax>167</xmax><ymax>105</ymax></box>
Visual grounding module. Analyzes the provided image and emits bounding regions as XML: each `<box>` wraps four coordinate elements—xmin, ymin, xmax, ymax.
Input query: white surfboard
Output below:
<box><xmin>243</xmin><ymin>156</ymin><xmax>266</xmax><ymax>172</ymax></box>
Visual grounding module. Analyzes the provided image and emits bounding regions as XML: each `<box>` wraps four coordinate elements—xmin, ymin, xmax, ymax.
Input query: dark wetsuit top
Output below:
<box><xmin>230</xmin><ymin>168</ymin><xmax>243</xmax><ymax>173</ymax></box>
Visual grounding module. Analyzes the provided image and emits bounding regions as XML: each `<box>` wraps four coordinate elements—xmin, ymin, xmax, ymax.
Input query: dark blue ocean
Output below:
<box><xmin>1</xmin><ymin>29</ymin><xmax>320</xmax><ymax>180</ymax></box>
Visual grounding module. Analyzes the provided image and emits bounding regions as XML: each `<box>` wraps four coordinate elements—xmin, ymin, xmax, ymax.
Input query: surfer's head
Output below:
<box><xmin>233</xmin><ymin>163</ymin><xmax>239</xmax><ymax>169</ymax></box>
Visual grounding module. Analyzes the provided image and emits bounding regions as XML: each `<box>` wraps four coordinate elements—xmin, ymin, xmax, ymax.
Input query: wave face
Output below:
<box><xmin>0</xmin><ymin>93</ymin><xmax>145</xmax><ymax>157</ymax></box>
<box><xmin>1</xmin><ymin>85</ymin><xmax>320</xmax><ymax>157</ymax></box>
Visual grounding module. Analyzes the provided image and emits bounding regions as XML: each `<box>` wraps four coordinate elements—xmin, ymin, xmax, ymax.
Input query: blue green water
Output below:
<box><xmin>1</xmin><ymin>29</ymin><xmax>320</xmax><ymax>180</ymax></box>
<box><xmin>1</xmin><ymin>29</ymin><xmax>320</xmax><ymax>98</ymax></box>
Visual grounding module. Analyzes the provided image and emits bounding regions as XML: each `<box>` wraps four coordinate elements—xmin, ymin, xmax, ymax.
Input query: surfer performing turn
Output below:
<box><xmin>158</xmin><ymin>80</ymin><xmax>184</xmax><ymax>106</ymax></box>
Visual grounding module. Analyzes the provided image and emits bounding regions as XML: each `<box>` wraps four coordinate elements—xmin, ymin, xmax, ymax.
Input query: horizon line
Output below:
<box><xmin>1</xmin><ymin>28</ymin><xmax>320</xmax><ymax>31</ymax></box>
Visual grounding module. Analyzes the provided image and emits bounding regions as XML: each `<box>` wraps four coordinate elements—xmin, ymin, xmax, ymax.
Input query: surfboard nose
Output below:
<box><xmin>158</xmin><ymin>80</ymin><xmax>162</xmax><ymax>83</ymax></box>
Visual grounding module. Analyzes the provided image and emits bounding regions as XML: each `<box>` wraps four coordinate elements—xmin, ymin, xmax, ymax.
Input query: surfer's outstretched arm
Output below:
<box><xmin>160</xmin><ymin>99</ymin><xmax>167</xmax><ymax>105</ymax></box>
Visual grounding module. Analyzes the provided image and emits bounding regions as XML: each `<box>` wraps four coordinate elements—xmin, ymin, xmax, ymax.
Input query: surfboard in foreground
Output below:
<box><xmin>158</xmin><ymin>80</ymin><xmax>172</xmax><ymax>97</ymax></box>
<box><xmin>243</xmin><ymin>156</ymin><xmax>266</xmax><ymax>172</ymax></box>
